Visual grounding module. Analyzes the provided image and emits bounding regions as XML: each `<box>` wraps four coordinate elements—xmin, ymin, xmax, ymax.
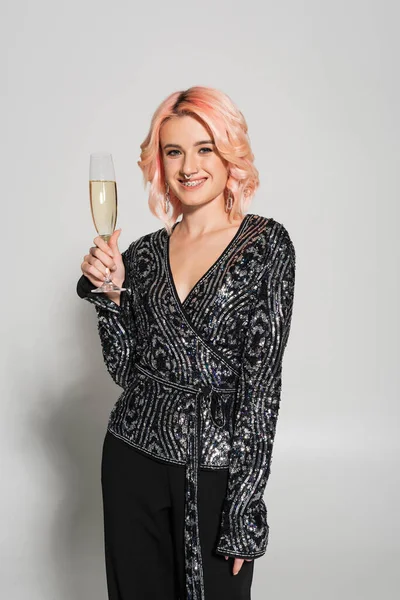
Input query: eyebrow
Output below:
<box><xmin>163</xmin><ymin>140</ymin><xmax>214</xmax><ymax>150</ymax></box>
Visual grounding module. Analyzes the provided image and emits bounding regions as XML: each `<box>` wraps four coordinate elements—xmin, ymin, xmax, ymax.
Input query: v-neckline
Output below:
<box><xmin>165</xmin><ymin>213</ymin><xmax>251</xmax><ymax>309</ymax></box>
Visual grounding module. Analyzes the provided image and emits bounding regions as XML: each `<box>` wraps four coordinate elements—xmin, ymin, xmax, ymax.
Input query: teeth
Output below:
<box><xmin>181</xmin><ymin>179</ymin><xmax>205</xmax><ymax>187</ymax></box>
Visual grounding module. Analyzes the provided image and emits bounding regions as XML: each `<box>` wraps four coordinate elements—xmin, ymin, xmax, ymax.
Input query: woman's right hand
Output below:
<box><xmin>81</xmin><ymin>228</ymin><xmax>125</xmax><ymax>290</ymax></box>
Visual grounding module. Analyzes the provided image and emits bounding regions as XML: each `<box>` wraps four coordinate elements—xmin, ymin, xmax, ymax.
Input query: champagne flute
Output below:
<box><xmin>89</xmin><ymin>152</ymin><xmax>126</xmax><ymax>293</ymax></box>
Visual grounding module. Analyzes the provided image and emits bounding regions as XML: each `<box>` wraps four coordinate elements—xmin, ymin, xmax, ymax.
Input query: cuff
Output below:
<box><xmin>76</xmin><ymin>275</ymin><xmax>96</xmax><ymax>298</ymax></box>
<box><xmin>215</xmin><ymin>501</ymin><xmax>269</xmax><ymax>559</ymax></box>
<box><xmin>76</xmin><ymin>274</ymin><xmax>132</xmax><ymax>315</ymax></box>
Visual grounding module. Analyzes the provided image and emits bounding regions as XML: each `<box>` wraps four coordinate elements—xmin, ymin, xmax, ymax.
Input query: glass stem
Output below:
<box><xmin>104</xmin><ymin>267</ymin><xmax>112</xmax><ymax>284</ymax></box>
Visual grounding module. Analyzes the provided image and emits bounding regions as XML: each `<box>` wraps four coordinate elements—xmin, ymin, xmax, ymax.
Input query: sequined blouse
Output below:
<box><xmin>76</xmin><ymin>212</ymin><xmax>296</xmax><ymax>600</ymax></box>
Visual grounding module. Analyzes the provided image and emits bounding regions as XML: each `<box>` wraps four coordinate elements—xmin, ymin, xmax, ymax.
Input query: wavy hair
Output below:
<box><xmin>137</xmin><ymin>86</ymin><xmax>259</xmax><ymax>233</ymax></box>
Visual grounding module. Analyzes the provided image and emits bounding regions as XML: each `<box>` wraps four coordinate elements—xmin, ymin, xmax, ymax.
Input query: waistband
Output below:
<box><xmin>134</xmin><ymin>362</ymin><xmax>236</xmax><ymax>430</ymax></box>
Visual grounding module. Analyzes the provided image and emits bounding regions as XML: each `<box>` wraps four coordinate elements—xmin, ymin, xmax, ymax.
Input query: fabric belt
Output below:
<box><xmin>134</xmin><ymin>363</ymin><xmax>236</xmax><ymax>600</ymax></box>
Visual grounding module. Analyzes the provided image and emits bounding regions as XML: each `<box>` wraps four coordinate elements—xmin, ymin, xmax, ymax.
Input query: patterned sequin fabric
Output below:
<box><xmin>76</xmin><ymin>213</ymin><xmax>296</xmax><ymax>600</ymax></box>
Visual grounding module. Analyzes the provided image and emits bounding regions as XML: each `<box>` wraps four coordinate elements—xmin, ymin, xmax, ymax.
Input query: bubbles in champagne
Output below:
<box><xmin>89</xmin><ymin>180</ymin><xmax>117</xmax><ymax>238</ymax></box>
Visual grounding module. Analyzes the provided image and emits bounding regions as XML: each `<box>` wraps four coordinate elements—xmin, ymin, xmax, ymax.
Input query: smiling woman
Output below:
<box><xmin>137</xmin><ymin>86</ymin><xmax>260</xmax><ymax>233</ymax></box>
<box><xmin>77</xmin><ymin>86</ymin><xmax>296</xmax><ymax>600</ymax></box>
<box><xmin>160</xmin><ymin>115</ymin><xmax>229</xmax><ymax>208</ymax></box>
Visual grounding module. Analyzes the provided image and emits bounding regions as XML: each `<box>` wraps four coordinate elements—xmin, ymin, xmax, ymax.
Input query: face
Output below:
<box><xmin>160</xmin><ymin>115</ymin><xmax>229</xmax><ymax>208</ymax></box>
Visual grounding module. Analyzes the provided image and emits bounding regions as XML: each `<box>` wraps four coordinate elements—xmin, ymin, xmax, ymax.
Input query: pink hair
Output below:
<box><xmin>137</xmin><ymin>86</ymin><xmax>260</xmax><ymax>233</ymax></box>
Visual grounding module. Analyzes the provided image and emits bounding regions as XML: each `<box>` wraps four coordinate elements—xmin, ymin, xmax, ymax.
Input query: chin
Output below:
<box><xmin>172</xmin><ymin>189</ymin><xmax>226</xmax><ymax>207</ymax></box>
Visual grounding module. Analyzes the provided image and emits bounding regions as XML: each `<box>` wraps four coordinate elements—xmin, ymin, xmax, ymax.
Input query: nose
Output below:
<box><xmin>181</xmin><ymin>153</ymin><xmax>198</xmax><ymax>177</ymax></box>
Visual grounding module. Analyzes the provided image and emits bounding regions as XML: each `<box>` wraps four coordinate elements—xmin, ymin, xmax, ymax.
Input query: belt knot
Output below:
<box><xmin>197</xmin><ymin>384</ymin><xmax>225</xmax><ymax>428</ymax></box>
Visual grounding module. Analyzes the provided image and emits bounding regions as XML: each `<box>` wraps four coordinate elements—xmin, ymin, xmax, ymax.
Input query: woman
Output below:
<box><xmin>77</xmin><ymin>86</ymin><xmax>296</xmax><ymax>600</ymax></box>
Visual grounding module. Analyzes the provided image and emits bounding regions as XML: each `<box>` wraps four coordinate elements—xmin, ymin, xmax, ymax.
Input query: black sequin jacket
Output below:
<box><xmin>76</xmin><ymin>213</ymin><xmax>296</xmax><ymax>600</ymax></box>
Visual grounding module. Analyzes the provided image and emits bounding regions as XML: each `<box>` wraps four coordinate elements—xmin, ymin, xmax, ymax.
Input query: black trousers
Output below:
<box><xmin>101</xmin><ymin>430</ymin><xmax>255</xmax><ymax>600</ymax></box>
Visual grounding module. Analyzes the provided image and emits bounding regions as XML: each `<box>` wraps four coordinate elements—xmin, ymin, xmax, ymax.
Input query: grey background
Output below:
<box><xmin>2</xmin><ymin>0</ymin><xmax>399</xmax><ymax>598</ymax></box>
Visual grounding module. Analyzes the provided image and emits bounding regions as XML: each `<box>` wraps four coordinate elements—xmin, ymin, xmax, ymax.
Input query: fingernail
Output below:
<box><xmin>233</xmin><ymin>571</ymin><xmax>238</xmax><ymax>576</ymax></box>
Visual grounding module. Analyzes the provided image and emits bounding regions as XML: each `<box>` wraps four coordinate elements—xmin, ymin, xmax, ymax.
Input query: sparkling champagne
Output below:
<box><xmin>89</xmin><ymin>180</ymin><xmax>117</xmax><ymax>241</ymax></box>
<box><xmin>88</xmin><ymin>152</ymin><xmax>125</xmax><ymax>294</ymax></box>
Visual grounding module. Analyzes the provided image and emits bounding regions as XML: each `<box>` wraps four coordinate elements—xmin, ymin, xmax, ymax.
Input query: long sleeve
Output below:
<box><xmin>215</xmin><ymin>223</ymin><xmax>296</xmax><ymax>559</ymax></box>
<box><xmin>76</xmin><ymin>243</ymin><xmax>138</xmax><ymax>389</ymax></box>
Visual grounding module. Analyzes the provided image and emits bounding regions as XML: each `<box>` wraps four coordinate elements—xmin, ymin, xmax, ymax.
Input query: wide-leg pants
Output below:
<box><xmin>101</xmin><ymin>430</ymin><xmax>255</xmax><ymax>600</ymax></box>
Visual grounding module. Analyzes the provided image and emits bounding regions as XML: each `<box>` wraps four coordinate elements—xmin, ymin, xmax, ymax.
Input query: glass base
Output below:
<box><xmin>91</xmin><ymin>282</ymin><xmax>127</xmax><ymax>294</ymax></box>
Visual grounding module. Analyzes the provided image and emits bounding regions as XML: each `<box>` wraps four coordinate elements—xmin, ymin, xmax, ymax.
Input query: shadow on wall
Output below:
<box><xmin>29</xmin><ymin>299</ymin><xmax>119</xmax><ymax>600</ymax></box>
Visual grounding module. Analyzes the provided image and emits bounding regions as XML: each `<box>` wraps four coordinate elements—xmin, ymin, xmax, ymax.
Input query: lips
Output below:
<box><xmin>178</xmin><ymin>178</ymin><xmax>207</xmax><ymax>183</ymax></box>
<box><xmin>178</xmin><ymin>178</ymin><xmax>208</xmax><ymax>190</ymax></box>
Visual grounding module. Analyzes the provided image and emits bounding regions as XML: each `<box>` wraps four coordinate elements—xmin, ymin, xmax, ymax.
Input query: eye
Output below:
<box><xmin>166</xmin><ymin>147</ymin><xmax>213</xmax><ymax>157</ymax></box>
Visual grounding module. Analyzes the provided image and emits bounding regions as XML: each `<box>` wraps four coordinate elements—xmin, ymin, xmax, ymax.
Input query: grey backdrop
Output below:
<box><xmin>3</xmin><ymin>1</ymin><xmax>399</xmax><ymax>598</ymax></box>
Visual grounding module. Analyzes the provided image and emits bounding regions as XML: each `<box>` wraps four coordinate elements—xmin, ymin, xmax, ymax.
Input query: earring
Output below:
<box><xmin>164</xmin><ymin>182</ymin><xmax>170</xmax><ymax>213</ymax></box>
<box><xmin>225</xmin><ymin>190</ymin><xmax>233</xmax><ymax>212</ymax></box>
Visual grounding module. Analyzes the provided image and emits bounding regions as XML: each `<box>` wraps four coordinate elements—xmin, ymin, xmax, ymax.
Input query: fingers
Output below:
<box><xmin>233</xmin><ymin>558</ymin><xmax>244</xmax><ymax>575</ymax></box>
<box><xmin>80</xmin><ymin>230</ymin><xmax>123</xmax><ymax>285</ymax></box>
<box><xmin>90</xmin><ymin>230</ymin><xmax>121</xmax><ymax>268</ymax></box>
<box><xmin>81</xmin><ymin>250</ymin><xmax>114</xmax><ymax>282</ymax></box>
<box><xmin>90</xmin><ymin>246</ymin><xmax>117</xmax><ymax>270</ymax></box>
<box><xmin>224</xmin><ymin>557</ymin><xmax>253</xmax><ymax>576</ymax></box>
<box><xmin>108</xmin><ymin>228</ymin><xmax>122</xmax><ymax>255</ymax></box>
<box><xmin>93</xmin><ymin>234</ymin><xmax>115</xmax><ymax>258</ymax></box>
<box><xmin>79</xmin><ymin>256</ymin><xmax>106</xmax><ymax>286</ymax></box>
<box><xmin>81</xmin><ymin>257</ymin><xmax>107</xmax><ymax>283</ymax></box>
